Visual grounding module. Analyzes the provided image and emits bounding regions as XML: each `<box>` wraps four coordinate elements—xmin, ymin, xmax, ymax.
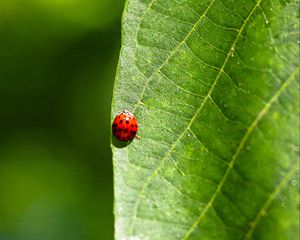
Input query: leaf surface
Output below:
<box><xmin>111</xmin><ymin>0</ymin><xmax>299</xmax><ymax>239</ymax></box>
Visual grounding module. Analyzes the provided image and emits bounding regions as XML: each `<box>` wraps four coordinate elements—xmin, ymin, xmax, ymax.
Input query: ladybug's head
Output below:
<box><xmin>120</xmin><ymin>110</ymin><xmax>134</xmax><ymax>117</ymax></box>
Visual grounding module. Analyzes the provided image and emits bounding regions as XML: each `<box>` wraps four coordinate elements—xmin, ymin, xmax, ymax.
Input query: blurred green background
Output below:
<box><xmin>0</xmin><ymin>0</ymin><xmax>124</xmax><ymax>239</ymax></box>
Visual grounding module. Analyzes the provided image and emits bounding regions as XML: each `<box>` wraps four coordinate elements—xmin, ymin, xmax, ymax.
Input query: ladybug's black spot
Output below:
<box><xmin>113</xmin><ymin>123</ymin><xmax>117</xmax><ymax>127</ymax></box>
<box><xmin>130</xmin><ymin>130</ymin><xmax>136</xmax><ymax>134</ymax></box>
<box><xmin>118</xmin><ymin>129</ymin><xmax>122</xmax><ymax>132</ymax></box>
<box><xmin>126</xmin><ymin>120</ymin><xmax>129</xmax><ymax>124</ymax></box>
<box><xmin>124</xmin><ymin>128</ymin><xmax>128</xmax><ymax>133</ymax></box>
<box><xmin>119</xmin><ymin>120</ymin><xmax>123</xmax><ymax>124</ymax></box>
<box><xmin>135</xmin><ymin>124</ymin><xmax>138</xmax><ymax>128</ymax></box>
<box><xmin>118</xmin><ymin>116</ymin><xmax>121</xmax><ymax>118</ymax></box>
<box><xmin>131</xmin><ymin>124</ymin><xmax>134</xmax><ymax>127</ymax></box>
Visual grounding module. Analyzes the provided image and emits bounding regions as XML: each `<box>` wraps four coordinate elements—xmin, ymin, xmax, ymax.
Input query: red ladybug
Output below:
<box><xmin>112</xmin><ymin>110</ymin><xmax>140</xmax><ymax>142</ymax></box>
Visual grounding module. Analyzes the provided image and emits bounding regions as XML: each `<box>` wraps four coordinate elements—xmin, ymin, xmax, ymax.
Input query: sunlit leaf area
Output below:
<box><xmin>111</xmin><ymin>0</ymin><xmax>299</xmax><ymax>239</ymax></box>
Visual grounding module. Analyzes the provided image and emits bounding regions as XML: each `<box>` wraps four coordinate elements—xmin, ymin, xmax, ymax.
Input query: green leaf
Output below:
<box><xmin>111</xmin><ymin>0</ymin><xmax>299</xmax><ymax>239</ymax></box>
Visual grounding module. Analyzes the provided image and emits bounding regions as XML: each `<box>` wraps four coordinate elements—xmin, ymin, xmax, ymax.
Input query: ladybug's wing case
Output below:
<box><xmin>112</xmin><ymin>111</ymin><xmax>138</xmax><ymax>142</ymax></box>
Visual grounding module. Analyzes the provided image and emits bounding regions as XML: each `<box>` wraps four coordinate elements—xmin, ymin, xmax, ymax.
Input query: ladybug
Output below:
<box><xmin>112</xmin><ymin>110</ymin><xmax>140</xmax><ymax>142</ymax></box>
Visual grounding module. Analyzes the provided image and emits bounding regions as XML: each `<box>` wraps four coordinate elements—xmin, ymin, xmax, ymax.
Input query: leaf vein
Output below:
<box><xmin>209</xmin><ymin>95</ymin><xmax>248</xmax><ymax>128</ymax></box>
<box><xmin>188</xmin><ymin>128</ymin><xmax>229</xmax><ymax>166</ymax></box>
<box><xmin>158</xmin><ymin>70</ymin><xmax>205</xmax><ymax>98</ymax></box>
<box><xmin>183</xmin><ymin>42</ymin><xmax>222</xmax><ymax>71</ymax></box>
<box><xmin>204</xmin><ymin>15</ymin><xmax>240</xmax><ymax>32</ymax></box>
<box><xmin>244</xmin><ymin>160</ymin><xmax>299</xmax><ymax>239</ymax></box>
<box><xmin>216</xmin><ymin>0</ymin><xmax>246</xmax><ymax>22</ymax></box>
<box><xmin>148</xmin><ymin>5</ymin><xmax>195</xmax><ymax>26</ymax></box>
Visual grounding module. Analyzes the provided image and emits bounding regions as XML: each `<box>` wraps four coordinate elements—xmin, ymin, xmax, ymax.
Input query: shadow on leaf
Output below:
<box><xmin>111</xmin><ymin>135</ymin><xmax>132</xmax><ymax>148</ymax></box>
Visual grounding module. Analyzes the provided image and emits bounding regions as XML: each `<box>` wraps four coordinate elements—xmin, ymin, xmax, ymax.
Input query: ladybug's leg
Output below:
<box><xmin>135</xmin><ymin>135</ymin><xmax>141</xmax><ymax>140</ymax></box>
